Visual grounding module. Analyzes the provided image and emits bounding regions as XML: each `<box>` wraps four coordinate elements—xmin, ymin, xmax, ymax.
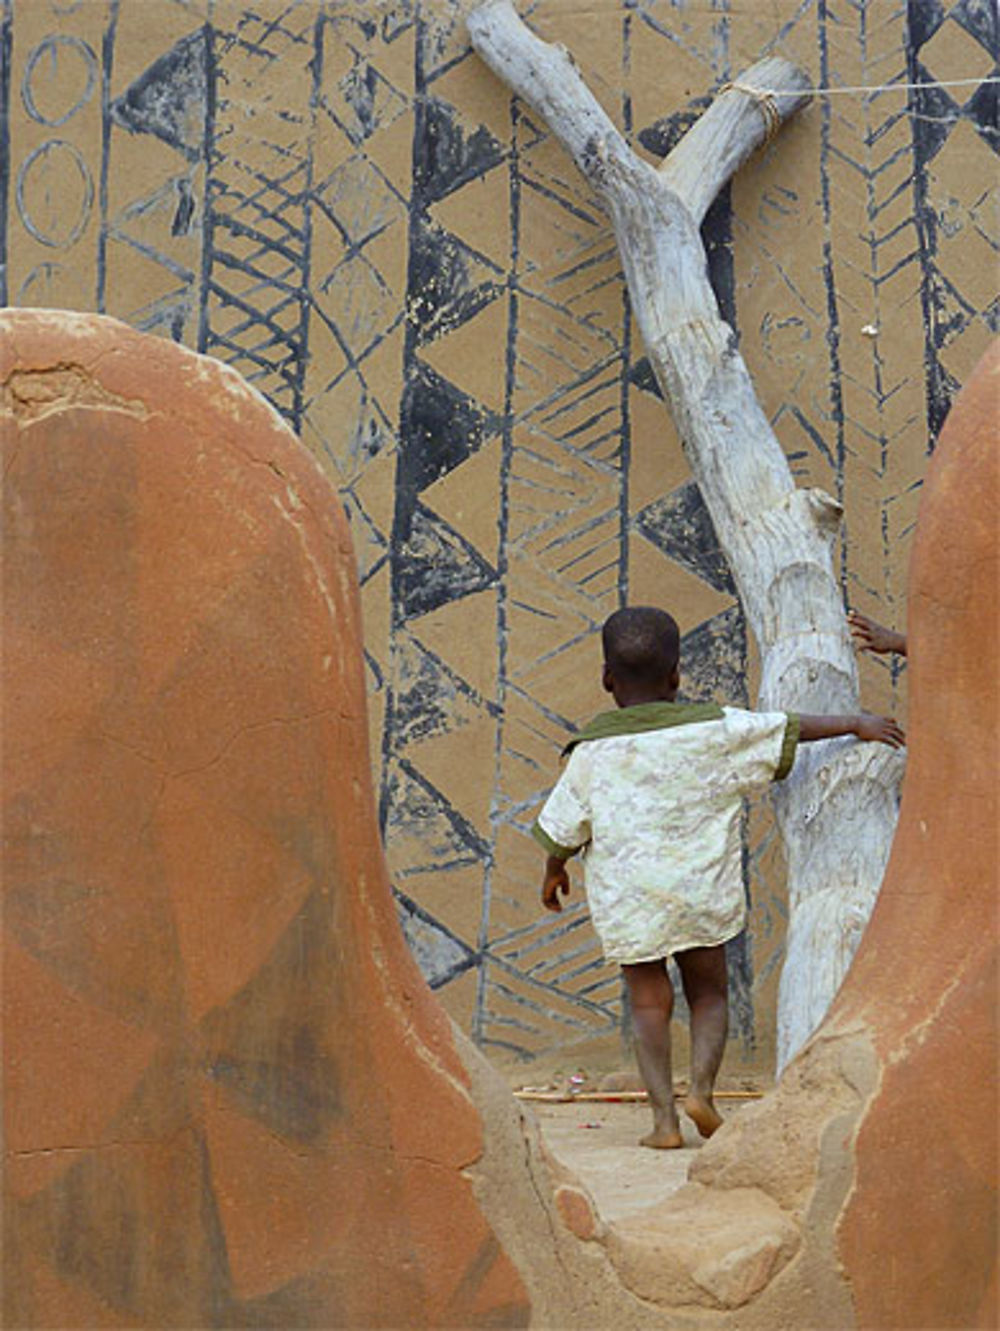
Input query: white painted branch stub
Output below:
<box><xmin>468</xmin><ymin>0</ymin><xmax>905</xmax><ymax>1070</ymax></box>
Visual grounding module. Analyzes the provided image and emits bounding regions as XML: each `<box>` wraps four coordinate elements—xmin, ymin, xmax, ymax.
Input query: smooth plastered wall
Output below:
<box><xmin>2</xmin><ymin>0</ymin><xmax>995</xmax><ymax>1076</ymax></box>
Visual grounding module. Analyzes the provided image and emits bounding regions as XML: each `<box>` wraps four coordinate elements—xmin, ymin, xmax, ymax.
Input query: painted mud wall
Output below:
<box><xmin>1</xmin><ymin>0</ymin><xmax>996</xmax><ymax>1074</ymax></box>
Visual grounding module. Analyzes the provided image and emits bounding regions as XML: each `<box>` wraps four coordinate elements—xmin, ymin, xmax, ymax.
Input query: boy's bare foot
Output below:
<box><xmin>683</xmin><ymin>1094</ymin><xmax>723</xmax><ymax>1139</ymax></box>
<box><xmin>640</xmin><ymin>1127</ymin><xmax>684</xmax><ymax>1150</ymax></box>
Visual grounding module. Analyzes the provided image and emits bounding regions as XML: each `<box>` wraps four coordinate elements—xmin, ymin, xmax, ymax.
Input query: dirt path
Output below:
<box><xmin>531</xmin><ymin>1098</ymin><xmax>750</xmax><ymax>1223</ymax></box>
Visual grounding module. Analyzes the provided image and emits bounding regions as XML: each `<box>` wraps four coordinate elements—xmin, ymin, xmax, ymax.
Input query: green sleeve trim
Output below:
<box><xmin>774</xmin><ymin>713</ymin><xmax>800</xmax><ymax>781</ymax></box>
<box><xmin>532</xmin><ymin>821</ymin><xmax>581</xmax><ymax>860</ymax></box>
<box><xmin>562</xmin><ymin>700</ymin><xmax>725</xmax><ymax>755</ymax></box>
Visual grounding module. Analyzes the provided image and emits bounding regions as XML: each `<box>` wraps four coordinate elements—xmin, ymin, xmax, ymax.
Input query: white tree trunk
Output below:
<box><xmin>468</xmin><ymin>0</ymin><xmax>905</xmax><ymax>1070</ymax></box>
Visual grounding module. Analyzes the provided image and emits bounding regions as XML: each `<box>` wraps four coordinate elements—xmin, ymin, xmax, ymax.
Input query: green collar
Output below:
<box><xmin>562</xmin><ymin>701</ymin><xmax>724</xmax><ymax>755</ymax></box>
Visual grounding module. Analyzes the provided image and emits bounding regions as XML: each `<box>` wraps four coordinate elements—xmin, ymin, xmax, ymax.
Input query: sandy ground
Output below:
<box><xmin>530</xmin><ymin>1097</ymin><xmax>751</xmax><ymax>1223</ymax></box>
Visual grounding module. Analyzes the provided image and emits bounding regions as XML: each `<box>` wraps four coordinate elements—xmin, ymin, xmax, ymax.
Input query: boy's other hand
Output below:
<box><xmin>855</xmin><ymin>712</ymin><xmax>906</xmax><ymax>748</ymax></box>
<box><xmin>848</xmin><ymin>610</ymin><xmax>907</xmax><ymax>656</ymax></box>
<box><xmin>542</xmin><ymin>858</ymin><xmax>571</xmax><ymax>912</ymax></box>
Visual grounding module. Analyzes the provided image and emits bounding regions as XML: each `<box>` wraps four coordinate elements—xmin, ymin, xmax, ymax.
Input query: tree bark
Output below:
<box><xmin>467</xmin><ymin>0</ymin><xmax>905</xmax><ymax>1069</ymax></box>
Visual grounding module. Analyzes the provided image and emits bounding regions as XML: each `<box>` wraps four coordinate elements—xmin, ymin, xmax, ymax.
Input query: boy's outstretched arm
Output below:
<box><xmin>541</xmin><ymin>855</ymin><xmax>572</xmax><ymax>912</ymax></box>
<box><xmin>798</xmin><ymin>712</ymin><xmax>905</xmax><ymax>747</ymax></box>
<box><xmin>848</xmin><ymin>609</ymin><xmax>908</xmax><ymax>657</ymax></box>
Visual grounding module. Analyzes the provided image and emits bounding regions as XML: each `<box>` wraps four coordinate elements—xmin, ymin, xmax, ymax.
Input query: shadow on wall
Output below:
<box><xmin>2</xmin><ymin>313</ymin><xmax>996</xmax><ymax>1328</ymax></box>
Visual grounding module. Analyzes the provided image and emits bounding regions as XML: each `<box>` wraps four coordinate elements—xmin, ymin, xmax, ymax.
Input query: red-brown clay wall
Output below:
<box><xmin>835</xmin><ymin>343</ymin><xmax>999</xmax><ymax>1328</ymax></box>
<box><xmin>2</xmin><ymin>311</ymin><xmax>530</xmax><ymax>1329</ymax></box>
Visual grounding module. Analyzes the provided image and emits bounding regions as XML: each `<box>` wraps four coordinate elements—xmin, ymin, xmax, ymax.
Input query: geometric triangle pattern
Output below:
<box><xmin>396</xmin><ymin>503</ymin><xmax>499</xmax><ymax>620</ymax></box>
<box><xmin>110</xmin><ymin>30</ymin><xmax>208</xmax><ymax>162</ymax></box>
<box><xmin>1</xmin><ymin>0</ymin><xmax>995</xmax><ymax>1075</ymax></box>
<box><xmin>633</xmin><ymin>481</ymin><xmax>737</xmax><ymax>597</ymax></box>
<box><xmin>395</xmin><ymin>889</ymin><xmax>478</xmax><ymax>989</ymax></box>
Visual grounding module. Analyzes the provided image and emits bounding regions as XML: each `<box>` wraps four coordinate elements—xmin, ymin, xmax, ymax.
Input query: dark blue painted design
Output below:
<box><xmin>97</xmin><ymin>3</ymin><xmax>119</xmax><ymax>314</ymax></box>
<box><xmin>472</xmin><ymin>92</ymin><xmax>522</xmax><ymax>1046</ymax></box>
<box><xmin>382</xmin><ymin>9</ymin><xmax>515</xmax><ymax>1032</ymax></box>
<box><xmin>171</xmin><ymin>177</ymin><xmax>196</xmax><ymax>236</ymax></box>
<box><xmin>394</xmin><ymin>889</ymin><xmax>478</xmax><ymax>988</ymax></box>
<box><xmin>16</xmin><ymin>140</ymin><xmax>94</xmax><ymax>248</ymax></box>
<box><xmin>0</xmin><ymin>0</ymin><xmax>12</xmax><ymax>305</ymax></box>
<box><xmin>197</xmin><ymin>12</ymin><xmax>319</xmax><ymax>429</ymax></box>
<box><xmin>21</xmin><ymin>36</ymin><xmax>98</xmax><ymax>128</ymax></box>
<box><xmin>906</xmin><ymin>0</ymin><xmax>946</xmax><ymax>48</ymax></box>
<box><xmin>384</xmin><ymin>759</ymin><xmax>490</xmax><ymax>865</ymax></box>
<box><xmin>678</xmin><ymin>606</ymin><xmax>749</xmax><ymax>708</ymax></box>
<box><xmin>413</xmin><ymin>95</ymin><xmax>504</xmax><ymax>204</ymax></box>
<box><xmin>398</xmin><ymin>359</ymin><xmax>501</xmax><ymax>494</ymax></box>
<box><xmin>817</xmin><ymin>0</ymin><xmax>847</xmax><ymax>547</ymax></box>
<box><xmin>627</xmin><ymin>355</ymin><xmax>663</xmax><ymax>398</ymax></box>
<box><xmin>911</xmin><ymin>69</ymin><xmax>961</xmax><ymax>161</ymax></box>
<box><xmin>905</xmin><ymin>6</ymin><xmax>998</xmax><ymax>440</ymax></box>
<box><xmin>342</xmin><ymin>57</ymin><xmax>384</xmax><ymax>143</ymax></box>
<box><xmin>634</xmin><ymin>481</ymin><xmax>737</xmax><ymax>597</ymax></box>
<box><xmin>952</xmin><ymin>0</ymin><xmax>998</xmax><ymax>50</ymax></box>
<box><xmin>110</xmin><ymin>28</ymin><xmax>209</xmax><ymax>162</ymax></box>
<box><xmin>396</xmin><ymin>504</ymin><xmax>498</xmax><ymax>621</ymax></box>
<box><xmin>967</xmin><ymin>78</ymin><xmax>999</xmax><ymax>152</ymax></box>
<box><xmin>197</xmin><ymin>22</ymin><xmax>216</xmax><ymax>357</ymax></box>
<box><xmin>393</xmin><ymin>636</ymin><xmax>497</xmax><ymax>749</ymax></box>
<box><xmin>408</xmin><ymin>216</ymin><xmax>504</xmax><ymax>347</ymax></box>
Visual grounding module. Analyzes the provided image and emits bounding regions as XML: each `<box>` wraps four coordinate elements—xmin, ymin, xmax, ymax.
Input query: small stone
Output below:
<box><xmin>606</xmin><ymin>1183</ymin><xmax>799</xmax><ymax>1309</ymax></box>
<box><xmin>554</xmin><ymin>1185</ymin><xmax>600</xmax><ymax>1241</ymax></box>
<box><xmin>691</xmin><ymin>1233</ymin><xmax>786</xmax><ymax>1308</ymax></box>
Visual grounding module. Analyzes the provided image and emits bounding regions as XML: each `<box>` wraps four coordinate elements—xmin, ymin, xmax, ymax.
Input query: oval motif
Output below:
<box><xmin>17</xmin><ymin>261</ymin><xmax>89</xmax><ymax>310</ymax></box>
<box><xmin>16</xmin><ymin>139</ymin><xmax>94</xmax><ymax>249</ymax></box>
<box><xmin>22</xmin><ymin>36</ymin><xmax>98</xmax><ymax>127</ymax></box>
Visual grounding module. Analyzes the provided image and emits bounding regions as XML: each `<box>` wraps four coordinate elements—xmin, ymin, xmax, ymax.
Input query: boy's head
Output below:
<box><xmin>601</xmin><ymin>606</ymin><xmax>680</xmax><ymax>703</ymax></box>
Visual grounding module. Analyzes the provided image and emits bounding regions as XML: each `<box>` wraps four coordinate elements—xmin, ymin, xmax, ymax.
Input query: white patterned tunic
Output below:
<box><xmin>532</xmin><ymin>702</ymin><xmax>799</xmax><ymax>963</ymax></box>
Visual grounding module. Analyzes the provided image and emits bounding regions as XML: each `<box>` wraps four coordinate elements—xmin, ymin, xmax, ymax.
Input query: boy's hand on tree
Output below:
<box><xmin>848</xmin><ymin>610</ymin><xmax>906</xmax><ymax>656</ymax></box>
<box><xmin>542</xmin><ymin>859</ymin><xmax>571</xmax><ymax>912</ymax></box>
<box><xmin>855</xmin><ymin>712</ymin><xmax>906</xmax><ymax>748</ymax></box>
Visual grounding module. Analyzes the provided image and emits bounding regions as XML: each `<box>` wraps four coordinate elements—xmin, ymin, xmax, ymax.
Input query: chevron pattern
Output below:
<box><xmin>1</xmin><ymin>0</ymin><xmax>995</xmax><ymax>1073</ymax></box>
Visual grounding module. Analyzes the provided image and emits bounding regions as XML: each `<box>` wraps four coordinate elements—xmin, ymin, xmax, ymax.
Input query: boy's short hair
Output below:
<box><xmin>602</xmin><ymin>606</ymin><xmax>680</xmax><ymax>684</ymax></box>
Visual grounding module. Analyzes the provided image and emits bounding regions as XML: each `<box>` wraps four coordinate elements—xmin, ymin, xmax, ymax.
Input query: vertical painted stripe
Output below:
<box><xmin>293</xmin><ymin>10</ymin><xmax>325</xmax><ymax>435</ymax></box>
<box><xmin>619</xmin><ymin>8</ymin><xmax>632</xmax><ymax>613</ymax></box>
<box><xmin>904</xmin><ymin>9</ymin><xmax>947</xmax><ymax>448</ymax></box>
<box><xmin>476</xmin><ymin>88</ymin><xmax>521</xmax><ymax>1044</ymax></box>
<box><xmin>96</xmin><ymin>0</ymin><xmax>120</xmax><ymax>313</ymax></box>
<box><xmin>0</xmin><ymin>0</ymin><xmax>12</xmax><ymax>306</ymax></box>
<box><xmin>378</xmin><ymin>5</ymin><xmax>427</xmax><ymax>834</ymax></box>
<box><xmin>817</xmin><ymin>0</ymin><xmax>847</xmax><ymax>581</ymax></box>
<box><xmin>197</xmin><ymin>22</ymin><xmax>215</xmax><ymax>354</ymax></box>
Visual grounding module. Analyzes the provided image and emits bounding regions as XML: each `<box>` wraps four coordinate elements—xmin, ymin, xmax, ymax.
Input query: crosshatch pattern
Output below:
<box><xmin>2</xmin><ymin>0</ymin><xmax>996</xmax><ymax>1072</ymax></box>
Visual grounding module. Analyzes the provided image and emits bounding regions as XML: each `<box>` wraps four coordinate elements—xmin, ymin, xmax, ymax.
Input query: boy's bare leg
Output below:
<box><xmin>622</xmin><ymin>959</ymin><xmax>683</xmax><ymax>1149</ymax></box>
<box><xmin>675</xmin><ymin>944</ymin><xmax>728</xmax><ymax>1138</ymax></box>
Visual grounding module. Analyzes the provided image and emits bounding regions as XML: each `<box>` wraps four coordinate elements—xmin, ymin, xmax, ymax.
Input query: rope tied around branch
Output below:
<box><xmin>718</xmin><ymin>80</ymin><xmax>783</xmax><ymax>142</ymax></box>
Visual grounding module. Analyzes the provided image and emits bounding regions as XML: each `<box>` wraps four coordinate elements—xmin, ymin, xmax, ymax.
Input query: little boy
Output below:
<box><xmin>532</xmin><ymin>606</ymin><xmax>905</xmax><ymax>1149</ymax></box>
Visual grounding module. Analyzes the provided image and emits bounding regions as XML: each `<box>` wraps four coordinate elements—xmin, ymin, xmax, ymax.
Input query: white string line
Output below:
<box><xmin>743</xmin><ymin>75</ymin><xmax>1000</xmax><ymax>99</ymax></box>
